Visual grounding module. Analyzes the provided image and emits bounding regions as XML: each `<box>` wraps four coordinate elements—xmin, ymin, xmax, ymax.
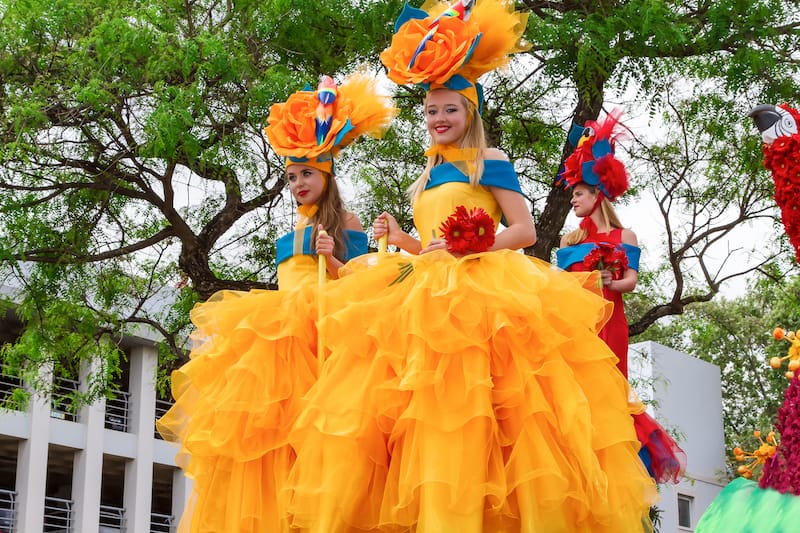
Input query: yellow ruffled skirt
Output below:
<box><xmin>157</xmin><ymin>286</ymin><xmax>320</xmax><ymax>533</ymax></box>
<box><xmin>159</xmin><ymin>250</ymin><xmax>657</xmax><ymax>532</ymax></box>
<box><xmin>285</xmin><ymin>250</ymin><xmax>657</xmax><ymax>532</ymax></box>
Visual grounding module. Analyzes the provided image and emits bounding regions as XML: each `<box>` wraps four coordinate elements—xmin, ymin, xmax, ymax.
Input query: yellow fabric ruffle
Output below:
<box><xmin>157</xmin><ymin>262</ymin><xmax>323</xmax><ymax>532</ymax></box>
<box><xmin>158</xmin><ymin>244</ymin><xmax>658</xmax><ymax>531</ymax></box>
<box><xmin>284</xmin><ymin>250</ymin><xmax>658</xmax><ymax>532</ymax></box>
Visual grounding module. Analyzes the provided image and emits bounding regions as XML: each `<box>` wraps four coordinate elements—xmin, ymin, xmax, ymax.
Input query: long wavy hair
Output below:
<box><xmin>563</xmin><ymin>185</ymin><xmax>625</xmax><ymax>246</ymax></box>
<box><xmin>408</xmin><ymin>91</ymin><xmax>487</xmax><ymax>201</ymax></box>
<box><xmin>308</xmin><ymin>173</ymin><xmax>351</xmax><ymax>260</ymax></box>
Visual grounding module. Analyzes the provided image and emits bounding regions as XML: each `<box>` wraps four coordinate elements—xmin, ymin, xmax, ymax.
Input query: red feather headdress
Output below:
<box><xmin>557</xmin><ymin>109</ymin><xmax>630</xmax><ymax>202</ymax></box>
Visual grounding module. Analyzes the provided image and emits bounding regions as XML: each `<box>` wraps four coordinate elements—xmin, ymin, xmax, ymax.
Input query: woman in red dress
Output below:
<box><xmin>558</xmin><ymin>181</ymin><xmax>639</xmax><ymax>377</ymax></box>
<box><xmin>556</xmin><ymin>112</ymin><xmax>687</xmax><ymax>485</ymax></box>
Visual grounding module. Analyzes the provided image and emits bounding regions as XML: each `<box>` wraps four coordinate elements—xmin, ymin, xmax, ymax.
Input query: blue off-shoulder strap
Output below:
<box><xmin>555</xmin><ymin>243</ymin><xmax>593</xmax><ymax>270</ymax></box>
<box><xmin>344</xmin><ymin>230</ymin><xmax>369</xmax><ymax>260</ymax></box>
<box><xmin>624</xmin><ymin>244</ymin><xmax>641</xmax><ymax>270</ymax></box>
<box><xmin>556</xmin><ymin>242</ymin><xmax>641</xmax><ymax>271</ymax></box>
<box><xmin>425</xmin><ymin>160</ymin><xmax>523</xmax><ymax>193</ymax></box>
<box><xmin>275</xmin><ymin>227</ymin><xmax>369</xmax><ymax>267</ymax></box>
<box><xmin>276</xmin><ymin>228</ymin><xmax>313</xmax><ymax>266</ymax></box>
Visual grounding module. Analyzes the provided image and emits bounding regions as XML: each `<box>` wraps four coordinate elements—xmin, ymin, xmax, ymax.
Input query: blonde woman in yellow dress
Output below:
<box><xmin>156</xmin><ymin>73</ymin><xmax>395</xmax><ymax>533</ymax></box>
<box><xmin>284</xmin><ymin>1</ymin><xmax>657</xmax><ymax>531</ymax></box>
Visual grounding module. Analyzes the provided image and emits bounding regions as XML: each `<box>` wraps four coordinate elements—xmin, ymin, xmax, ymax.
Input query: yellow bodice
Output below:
<box><xmin>413</xmin><ymin>182</ymin><xmax>502</xmax><ymax>249</ymax></box>
<box><xmin>277</xmin><ymin>255</ymin><xmax>318</xmax><ymax>291</ymax></box>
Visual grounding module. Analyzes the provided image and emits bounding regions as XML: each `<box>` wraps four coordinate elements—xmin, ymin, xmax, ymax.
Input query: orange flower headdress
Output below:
<box><xmin>379</xmin><ymin>0</ymin><xmax>529</xmax><ymax>113</ymax></box>
<box><xmin>264</xmin><ymin>72</ymin><xmax>397</xmax><ymax>175</ymax></box>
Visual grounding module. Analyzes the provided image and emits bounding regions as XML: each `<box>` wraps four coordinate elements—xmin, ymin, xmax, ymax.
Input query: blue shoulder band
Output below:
<box><xmin>395</xmin><ymin>2</ymin><xmax>428</xmax><ymax>31</ymax></box>
<box><xmin>556</xmin><ymin>242</ymin><xmax>640</xmax><ymax>271</ymax></box>
<box><xmin>276</xmin><ymin>227</ymin><xmax>369</xmax><ymax>267</ymax></box>
<box><xmin>344</xmin><ymin>230</ymin><xmax>370</xmax><ymax>260</ymax></box>
<box><xmin>625</xmin><ymin>244</ymin><xmax>641</xmax><ymax>270</ymax></box>
<box><xmin>425</xmin><ymin>160</ymin><xmax>523</xmax><ymax>194</ymax></box>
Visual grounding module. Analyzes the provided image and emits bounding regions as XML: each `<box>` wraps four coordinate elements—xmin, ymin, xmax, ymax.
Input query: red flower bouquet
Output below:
<box><xmin>582</xmin><ymin>242</ymin><xmax>628</xmax><ymax>280</ymax></box>
<box><xmin>439</xmin><ymin>205</ymin><xmax>496</xmax><ymax>254</ymax></box>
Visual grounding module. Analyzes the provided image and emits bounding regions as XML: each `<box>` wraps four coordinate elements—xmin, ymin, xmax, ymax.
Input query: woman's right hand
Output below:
<box><xmin>315</xmin><ymin>225</ymin><xmax>335</xmax><ymax>258</ymax></box>
<box><xmin>373</xmin><ymin>212</ymin><xmax>401</xmax><ymax>246</ymax></box>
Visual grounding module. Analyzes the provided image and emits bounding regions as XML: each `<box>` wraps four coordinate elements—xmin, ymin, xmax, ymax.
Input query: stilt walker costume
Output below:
<box><xmin>156</xmin><ymin>72</ymin><xmax>396</xmax><ymax>533</ymax></box>
<box><xmin>696</xmin><ymin>104</ymin><xmax>800</xmax><ymax>532</ymax></box>
<box><xmin>284</xmin><ymin>1</ymin><xmax>658</xmax><ymax>531</ymax></box>
<box><xmin>555</xmin><ymin>111</ymin><xmax>687</xmax><ymax>486</ymax></box>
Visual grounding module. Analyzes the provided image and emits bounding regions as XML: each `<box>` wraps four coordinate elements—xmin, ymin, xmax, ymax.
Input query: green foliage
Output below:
<box><xmin>0</xmin><ymin>0</ymin><xmax>405</xmax><ymax>402</ymax></box>
<box><xmin>349</xmin><ymin>126</ymin><xmax>420</xmax><ymax>242</ymax></box>
<box><xmin>0</xmin><ymin>0</ymin><xmax>797</xmax><ymax>406</ymax></box>
<box><xmin>0</xmin><ymin>263</ymin><xmax>126</xmax><ymax>411</ymax></box>
<box><xmin>634</xmin><ymin>272</ymin><xmax>800</xmax><ymax>474</ymax></box>
<box><xmin>486</xmin><ymin>72</ymin><xmax>567</xmax><ymax>208</ymax></box>
<box><xmin>650</xmin><ymin>504</ymin><xmax>663</xmax><ymax>533</ymax></box>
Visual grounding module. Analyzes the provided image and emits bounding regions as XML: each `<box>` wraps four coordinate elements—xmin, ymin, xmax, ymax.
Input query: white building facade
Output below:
<box><xmin>630</xmin><ymin>341</ymin><xmax>728</xmax><ymax>533</ymax></box>
<box><xmin>0</xmin><ymin>330</ymin><xmax>190</xmax><ymax>533</ymax></box>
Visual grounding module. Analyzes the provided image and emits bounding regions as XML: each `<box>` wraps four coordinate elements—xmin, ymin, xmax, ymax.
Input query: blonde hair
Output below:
<box><xmin>408</xmin><ymin>91</ymin><xmax>487</xmax><ymax>201</ymax></box>
<box><xmin>563</xmin><ymin>186</ymin><xmax>625</xmax><ymax>246</ymax></box>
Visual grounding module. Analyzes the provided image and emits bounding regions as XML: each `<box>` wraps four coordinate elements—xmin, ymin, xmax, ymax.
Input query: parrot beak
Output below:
<box><xmin>748</xmin><ymin>104</ymin><xmax>798</xmax><ymax>146</ymax></box>
<box><xmin>576</xmin><ymin>126</ymin><xmax>595</xmax><ymax>148</ymax></box>
<box><xmin>748</xmin><ymin>104</ymin><xmax>781</xmax><ymax>133</ymax></box>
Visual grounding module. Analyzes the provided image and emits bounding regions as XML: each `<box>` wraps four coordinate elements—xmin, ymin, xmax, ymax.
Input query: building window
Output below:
<box><xmin>678</xmin><ymin>493</ymin><xmax>693</xmax><ymax>528</ymax></box>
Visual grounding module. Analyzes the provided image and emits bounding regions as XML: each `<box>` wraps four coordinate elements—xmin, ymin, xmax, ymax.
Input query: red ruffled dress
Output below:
<box><xmin>558</xmin><ymin>228</ymin><xmax>630</xmax><ymax>376</ymax></box>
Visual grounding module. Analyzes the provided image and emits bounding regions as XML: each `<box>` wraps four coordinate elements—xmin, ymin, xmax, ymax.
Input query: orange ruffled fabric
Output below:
<box><xmin>284</xmin><ymin>250</ymin><xmax>658</xmax><ymax>532</ymax></box>
<box><xmin>379</xmin><ymin>0</ymin><xmax>530</xmax><ymax>87</ymax></box>
<box><xmin>157</xmin><ymin>279</ymin><xmax>321</xmax><ymax>533</ymax></box>
<box><xmin>264</xmin><ymin>73</ymin><xmax>397</xmax><ymax>161</ymax></box>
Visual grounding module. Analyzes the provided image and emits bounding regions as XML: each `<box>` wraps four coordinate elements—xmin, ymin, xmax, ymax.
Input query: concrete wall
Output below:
<box><xmin>630</xmin><ymin>341</ymin><xmax>727</xmax><ymax>532</ymax></box>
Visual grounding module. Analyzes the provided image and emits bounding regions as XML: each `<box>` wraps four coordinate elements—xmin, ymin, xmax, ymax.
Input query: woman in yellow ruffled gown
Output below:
<box><xmin>283</xmin><ymin>1</ymin><xmax>658</xmax><ymax>531</ymax></box>
<box><xmin>156</xmin><ymin>73</ymin><xmax>396</xmax><ymax>532</ymax></box>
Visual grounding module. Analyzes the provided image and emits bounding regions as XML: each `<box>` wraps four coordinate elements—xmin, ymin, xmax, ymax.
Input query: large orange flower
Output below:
<box><xmin>264</xmin><ymin>74</ymin><xmax>396</xmax><ymax>161</ymax></box>
<box><xmin>265</xmin><ymin>91</ymin><xmax>349</xmax><ymax>159</ymax></box>
<box><xmin>380</xmin><ymin>16</ymin><xmax>480</xmax><ymax>86</ymax></box>
<box><xmin>380</xmin><ymin>0</ymin><xmax>529</xmax><ymax>88</ymax></box>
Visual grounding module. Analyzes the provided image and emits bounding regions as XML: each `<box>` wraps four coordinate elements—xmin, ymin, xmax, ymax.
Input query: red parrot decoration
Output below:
<box><xmin>749</xmin><ymin>103</ymin><xmax>800</xmax><ymax>261</ymax></box>
<box><xmin>695</xmin><ymin>104</ymin><xmax>800</xmax><ymax>532</ymax></box>
<box><xmin>557</xmin><ymin>109</ymin><xmax>630</xmax><ymax>201</ymax></box>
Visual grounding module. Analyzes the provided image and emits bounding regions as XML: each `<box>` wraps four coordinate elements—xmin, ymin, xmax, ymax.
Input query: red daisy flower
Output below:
<box><xmin>439</xmin><ymin>205</ymin><xmax>496</xmax><ymax>255</ymax></box>
<box><xmin>469</xmin><ymin>207</ymin><xmax>496</xmax><ymax>252</ymax></box>
<box><xmin>582</xmin><ymin>242</ymin><xmax>628</xmax><ymax>280</ymax></box>
<box><xmin>440</xmin><ymin>215</ymin><xmax>472</xmax><ymax>255</ymax></box>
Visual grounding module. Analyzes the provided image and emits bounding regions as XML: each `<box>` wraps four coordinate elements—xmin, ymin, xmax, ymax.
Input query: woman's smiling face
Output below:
<box><xmin>425</xmin><ymin>89</ymin><xmax>468</xmax><ymax>146</ymax></box>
